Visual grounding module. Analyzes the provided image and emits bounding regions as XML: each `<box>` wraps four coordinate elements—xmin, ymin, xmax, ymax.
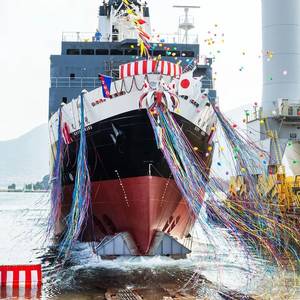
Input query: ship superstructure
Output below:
<box><xmin>49</xmin><ymin>0</ymin><xmax>217</xmax><ymax>257</ymax></box>
<box><xmin>49</xmin><ymin>1</ymin><xmax>216</xmax><ymax>116</ymax></box>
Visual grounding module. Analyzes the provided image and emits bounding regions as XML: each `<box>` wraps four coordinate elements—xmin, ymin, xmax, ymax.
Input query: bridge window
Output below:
<box><xmin>81</xmin><ymin>49</ymin><xmax>95</xmax><ymax>55</ymax></box>
<box><xmin>290</xmin><ymin>133</ymin><xmax>297</xmax><ymax>139</ymax></box>
<box><xmin>143</xmin><ymin>7</ymin><xmax>150</xmax><ymax>17</ymax></box>
<box><xmin>153</xmin><ymin>50</ymin><xmax>166</xmax><ymax>57</ymax></box>
<box><xmin>96</xmin><ymin>49</ymin><xmax>109</xmax><ymax>55</ymax></box>
<box><xmin>288</xmin><ymin>107</ymin><xmax>294</xmax><ymax>116</ymax></box>
<box><xmin>110</xmin><ymin>49</ymin><xmax>123</xmax><ymax>55</ymax></box>
<box><xmin>69</xmin><ymin>73</ymin><xmax>75</xmax><ymax>80</ymax></box>
<box><xmin>125</xmin><ymin>49</ymin><xmax>138</xmax><ymax>56</ymax></box>
<box><xmin>181</xmin><ymin>51</ymin><xmax>194</xmax><ymax>57</ymax></box>
<box><xmin>66</xmin><ymin>49</ymin><xmax>80</xmax><ymax>55</ymax></box>
<box><xmin>113</xmin><ymin>71</ymin><xmax>120</xmax><ymax>79</ymax></box>
<box><xmin>168</xmin><ymin>50</ymin><xmax>180</xmax><ymax>57</ymax></box>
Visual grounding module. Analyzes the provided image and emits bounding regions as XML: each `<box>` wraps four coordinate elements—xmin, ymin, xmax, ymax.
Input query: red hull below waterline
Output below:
<box><xmin>61</xmin><ymin>176</ymin><xmax>197</xmax><ymax>255</ymax></box>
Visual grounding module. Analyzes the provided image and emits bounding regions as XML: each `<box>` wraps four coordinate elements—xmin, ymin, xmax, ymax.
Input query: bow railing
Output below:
<box><xmin>50</xmin><ymin>76</ymin><xmax>214</xmax><ymax>89</ymax></box>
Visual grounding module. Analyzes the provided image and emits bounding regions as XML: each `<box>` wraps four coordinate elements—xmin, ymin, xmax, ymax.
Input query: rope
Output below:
<box><xmin>145</xmin><ymin>94</ymin><xmax>300</xmax><ymax>274</ymax></box>
<box><xmin>59</xmin><ymin>92</ymin><xmax>92</xmax><ymax>259</ymax></box>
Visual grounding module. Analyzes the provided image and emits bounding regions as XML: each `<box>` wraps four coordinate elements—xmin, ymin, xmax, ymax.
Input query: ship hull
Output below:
<box><xmin>57</xmin><ymin>109</ymin><xmax>211</xmax><ymax>255</ymax></box>
<box><xmin>63</xmin><ymin>177</ymin><xmax>194</xmax><ymax>255</ymax></box>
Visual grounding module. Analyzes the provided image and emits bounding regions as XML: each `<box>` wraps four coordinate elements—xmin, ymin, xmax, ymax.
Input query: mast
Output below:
<box><xmin>173</xmin><ymin>5</ymin><xmax>200</xmax><ymax>44</ymax></box>
<box><xmin>98</xmin><ymin>0</ymin><xmax>151</xmax><ymax>42</ymax></box>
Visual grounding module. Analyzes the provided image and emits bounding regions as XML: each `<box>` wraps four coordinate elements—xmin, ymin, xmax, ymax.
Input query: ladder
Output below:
<box><xmin>264</xmin><ymin>118</ymin><xmax>283</xmax><ymax>165</ymax></box>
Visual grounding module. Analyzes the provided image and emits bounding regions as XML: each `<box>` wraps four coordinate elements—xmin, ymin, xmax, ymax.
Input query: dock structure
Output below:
<box><xmin>246</xmin><ymin>0</ymin><xmax>300</xmax><ymax>174</ymax></box>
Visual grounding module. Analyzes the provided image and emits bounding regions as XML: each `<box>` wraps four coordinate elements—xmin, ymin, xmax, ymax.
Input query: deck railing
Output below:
<box><xmin>50</xmin><ymin>77</ymin><xmax>101</xmax><ymax>88</ymax></box>
<box><xmin>179</xmin><ymin>16</ymin><xmax>195</xmax><ymax>26</ymax></box>
<box><xmin>62</xmin><ymin>31</ymin><xmax>199</xmax><ymax>44</ymax></box>
<box><xmin>50</xmin><ymin>76</ymin><xmax>214</xmax><ymax>89</ymax></box>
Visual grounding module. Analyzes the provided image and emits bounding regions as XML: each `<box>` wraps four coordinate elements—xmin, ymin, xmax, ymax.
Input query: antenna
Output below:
<box><xmin>173</xmin><ymin>5</ymin><xmax>200</xmax><ymax>44</ymax></box>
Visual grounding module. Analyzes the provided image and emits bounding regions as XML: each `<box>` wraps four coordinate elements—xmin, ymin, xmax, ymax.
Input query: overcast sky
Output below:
<box><xmin>0</xmin><ymin>0</ymin><xmax>261</xmax><ymax>141</ymax></box>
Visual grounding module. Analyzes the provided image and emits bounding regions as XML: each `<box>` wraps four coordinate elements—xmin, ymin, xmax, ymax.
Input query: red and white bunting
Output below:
<box><xmin>0</xmin><ymin>265</ymin><xmax>42</xmax><ymax>288</ymax></box>
<box><xmin>119</xmin><ymin>60</ymin><xmax>182</xmax><ymax>79</ymax></box>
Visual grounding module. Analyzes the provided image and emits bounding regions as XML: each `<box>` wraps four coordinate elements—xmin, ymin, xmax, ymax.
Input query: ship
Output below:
<box><xmin>48</xmin><ymin>0</ymin><xmax>217</xmax><ymax>257</ymax></box>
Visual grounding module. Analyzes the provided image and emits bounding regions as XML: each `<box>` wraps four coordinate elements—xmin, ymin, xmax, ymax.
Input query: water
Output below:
<box><xmin>0</xmin><ymin>192</ymin><xmax>299</xmax><ymax>299</ymax></box>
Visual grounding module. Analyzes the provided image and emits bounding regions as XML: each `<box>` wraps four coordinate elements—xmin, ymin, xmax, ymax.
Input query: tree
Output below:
<box><xmin>25</xmin><ymin>184</ymin><xmax>33</xmax><ymax>191</ymax></box>
<box><xmin>8</xmin><ymin>183</ymin><xmax>16</xmax><ymax>190</ymax></box>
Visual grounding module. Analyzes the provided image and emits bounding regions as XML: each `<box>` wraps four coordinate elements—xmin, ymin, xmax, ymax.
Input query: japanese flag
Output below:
<box><xmin>178</xmin><ymin>70</ymin><xmax>202</xmax><ymax>99</ymax></box>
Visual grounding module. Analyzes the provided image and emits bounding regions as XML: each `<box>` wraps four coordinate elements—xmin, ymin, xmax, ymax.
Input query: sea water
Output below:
<box><xmin>0</xmin><ymin>192</ymin><xmax>299</xmax><ymax>299</ymax></box>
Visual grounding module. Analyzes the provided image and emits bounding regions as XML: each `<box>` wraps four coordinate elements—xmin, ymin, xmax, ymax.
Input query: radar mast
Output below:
<box><xmin>173</xmin><ymin>5</ymin><xmax>200</xmax><ymax>44</ymax></box>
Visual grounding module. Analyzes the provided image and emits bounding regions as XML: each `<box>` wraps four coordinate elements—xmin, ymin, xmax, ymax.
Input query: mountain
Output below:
<box><xmin>0</xmin><ymin>124</ymin><xmax>49</xmax><ymax>188</ymax></box>
<box><xmin>0</xmin><ymin>104</ymin><xmax>252</xmax><ymax>188</ymax></box>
